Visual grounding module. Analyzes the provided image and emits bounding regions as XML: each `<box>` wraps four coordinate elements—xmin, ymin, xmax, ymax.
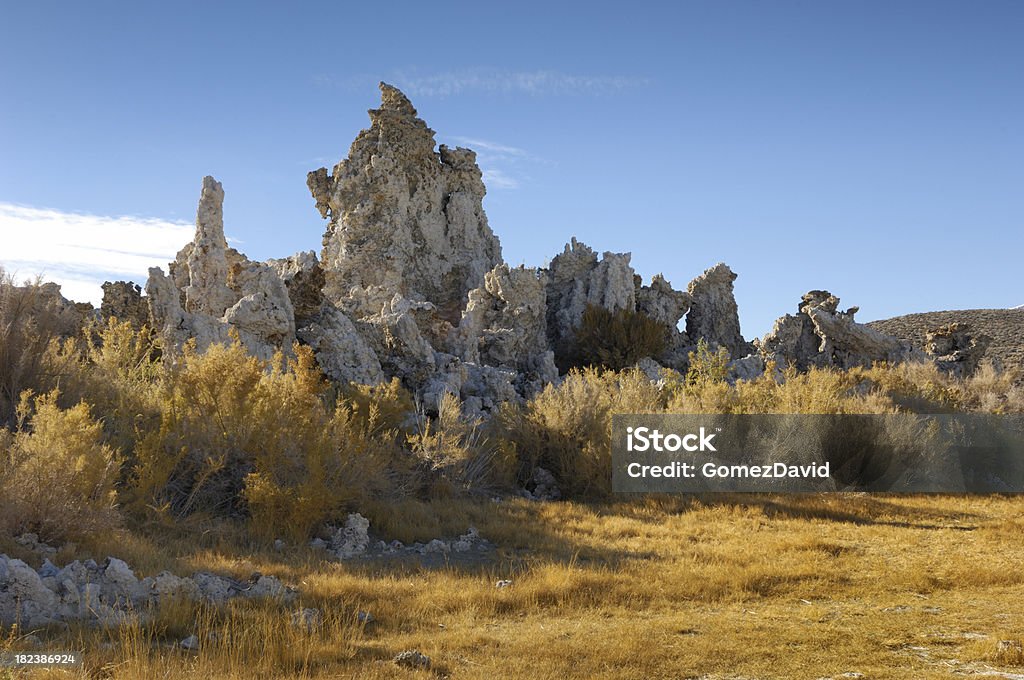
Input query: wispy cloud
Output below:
<box><xmin>314</xmin><ymin>69</ymin><xmax>650</xmax><ymax>98</ymax></box>
<box><xmin>0</xmin><ymin>203</ymin><xmax>194</xmax><ymax>305</ymax></box>
<box><xmin>443</xmin><ymin>136</ymin><xmax>550</xmax><ymax>192</ymax></box>
<box><xmin>450</xmin><ymin>138</ymin><xmax>529</xmax><ymax>157</ymax></box>
<box><xmin>391</xmin><ymin>69</ymin><xmax>650</xmax><ymax>98</ymax></box>
<box><xmin>481</xmin><ymin>168</ymin><xmax>520</xmax><ymax>190</ymax></box>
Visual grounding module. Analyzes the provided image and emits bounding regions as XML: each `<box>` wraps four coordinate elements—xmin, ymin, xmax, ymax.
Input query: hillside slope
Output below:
<box><xmin>868</xmin><ymin>309</ymin><xmax>1024</xmax><ymax>374</ymax></box>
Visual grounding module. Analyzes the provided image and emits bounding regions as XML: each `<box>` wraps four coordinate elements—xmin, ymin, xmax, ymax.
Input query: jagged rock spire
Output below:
<box><xmin>307</xmin><ymin>82</ymin><xmax>502</xmax><ymax>322</ymax></box>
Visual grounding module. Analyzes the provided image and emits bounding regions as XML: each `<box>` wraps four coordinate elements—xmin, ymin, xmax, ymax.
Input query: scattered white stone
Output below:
<box><xmin>180</xmin><ymin>635</ymin><xmax>199</xmax><ymax>651</ymax></box>
<box><xmin>38</xmin><ymin>559</ymin><xmax>59</xmax><ymax>579</ymax></box>
<box><xmin>524</xmin><ymin>467</ymin><xmax>561</xmax><ymax>501</ymax></box>
<box><xmin>246</xmin><ymin>574</ymin><xmax>290</xmax><ymax>600</ymax></box>
<box><xmin>423</xmin><ymin>539</ymin><xmax>450</xmax><ymax>554</ymax></box>
<box><xmin>393</xmin><ymin>649</ymin><xmax>431</xmax><ymax>670</ymax></box>
<box><xmin>452</xmin><ymin>527</ymin><xmax>479</xmax><ymax>553</ymax></box>
<box><xmin>329</xmin><ymin>513</ymin><xmax>371</xmax><ymax>559</ymax></box>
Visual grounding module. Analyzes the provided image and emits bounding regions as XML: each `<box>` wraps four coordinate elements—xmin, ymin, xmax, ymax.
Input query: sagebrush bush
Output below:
<box><xmin>42</xmin><ymin>318</ymin><xmax>164</xmax><ymax>458</ymax></box>
<box><xmin>129</xmin><ymin>339</ymin><xmax>414</xmax><ymax>540</ymax></box>
<box><xmin>0</xmin><ymin>390</ymin><xmax>120</xmax><ymax>542</ymax></box>
<box><xmin>563</xmin><ymin>303</ymin><xmax>668</xmax><ymax>371</ymax></box>
<box><xmin>495</xmin><ymin>367</ymin><xmax>662</xmax><ymax>498</ymax></box>
<box><xmin>0</xmin><ymin>269</ymin><xmax>75</xmax><ymax>426</ymax></box>
<box><xmin>408</xmin><ymin>391</ymin><xmax>511</xmax><ymax>497</ymax></box>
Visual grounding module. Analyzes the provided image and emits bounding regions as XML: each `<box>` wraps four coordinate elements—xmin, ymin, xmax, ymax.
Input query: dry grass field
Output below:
<box><xmin>3</xmin><ymin>280</ymin><xmax>1024</xmax><ymax>679</ymax></box>
<box><xmin>4</xmin><ymin>493</ymin><xmax>1024</xmax><ymax>679</ymax></box>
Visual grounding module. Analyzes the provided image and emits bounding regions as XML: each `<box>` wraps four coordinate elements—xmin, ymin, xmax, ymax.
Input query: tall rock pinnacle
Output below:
<box><xmin>307</xmin><ymin>82</ymin><xmax>502</xmax><ymax>322</ymax></box>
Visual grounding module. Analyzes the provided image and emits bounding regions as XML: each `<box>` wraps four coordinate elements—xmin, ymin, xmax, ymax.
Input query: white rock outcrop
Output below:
<box><xmin>308</xmin><ymin>82</ymin><xmax>502</xmax><ymax>322</ymax></box>
<box><xmin>545</xmin><ymin>238</ymin><xmax>637</xmax><ymax>352</ymax></box>
<box><xmin>0</xmin><ymin>554</ymin><xmax>295</xmax><ymax>628</ymax></box>
<box><xmin>685</xmin><ymin>263</ymin><xmax>750</xmax><ymax>360</ymax></box>
<box><xmin>761</xmin><ymin>290</ymin><xmax>923</xmax><ymax>370</ymax></box>
<box><xmin>147</xmin><ymin>176</ymin><xmax>297</xmax><ymax>361</ymax></box>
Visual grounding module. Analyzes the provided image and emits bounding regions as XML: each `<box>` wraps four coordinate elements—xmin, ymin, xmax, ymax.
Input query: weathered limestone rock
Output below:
<box><xmin>364</xmin><ymin>294</ymin><xmax>440</xmax><ymax>385</ymax></box>
<box><xmin>762</xmin><ymin>291</ymin><xmax>922</xmax><ymax>370</ymax></box>
<box><xmin>808</xmin><ymin>305</ymin><xmax>922</xmax><ymax>370</ymax></box>
<box><xmin>926</xmin><ymin>323</ymin><xmax>991</xmax><ymax>377</ymax></box>
<box><xmin>100</xmin><ymin>281</ymin><xmax>149</xmax><ymax>328</ymax></box>
<box><xmin>686</xmin><ymin>263</ymin><xmax>749</xmax><ymax>360</ymax></box>
<box><xmin>545</xmin><ymin>238</ymin><xmax>637</xmax><ymax>352</ymax></box>
<box><xmin>1</xmin><ymin>553</ymin><xmax>294</xmax><ymax>628</ymax></box>
<box><xmin>180</xmin><ymin>177</ymin><xmax>237</xmax><ymax>316</ymax></box>
<box><xmin>308</xmin><ymin>82</ymin><xmax>502</xmax><ymax>322</ymax></box>
<box><xmin>760</xmin><ymin>290</ymin><xmax>836</xmax><ymax>371</ymax></box>
<box><xmin>328</xmin><ymin>514</ymin><xmax>371</xmax><ymax>560</ymax></box>
<box><xmin>0</xmin><ymin>556</ymin><xmax>59</xmax><ymax>628</ymax></box>
<box><xmin>394</xmin><ymin>650</ymin><xmax>432</xmax><ymax>670</ymax></box>
<box><xmin>728</xmin><ymin>354</ymin><xmax>766</xmax><ymax>383</ymax></box>
<box><xmin>636</xmin><ymin>273</ymin><xmax>692</xmax><ymax>370</ymax></box>
<box><xmin>147</xmin><ymin>176</ymin><xmax>296</xmax><ymax>361</ymax></box>
<box><xmin>267</xmin><ymin>251</ymin><xmax>324</xmax><ymax>324</ymax></box>
<box><xmin>452</xmin><ymin>264</ymin><xmax>557</xmax><ymax>395</ymax></box>
<box><xmin>637</xmin><ymin>274</ymin><xmax>690</xmax><ymax>328</ymax></box>
<box><xmin>296</xmin><ymin>304</ymin><xmax>384</xmax><ymax>385</ymax></box>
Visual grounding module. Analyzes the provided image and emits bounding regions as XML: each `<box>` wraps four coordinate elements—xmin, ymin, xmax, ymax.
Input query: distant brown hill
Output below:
<box><xmin>868</xmin><ymin>309</ymin><xmax>1024</xmax><ymax>376</ymax></box>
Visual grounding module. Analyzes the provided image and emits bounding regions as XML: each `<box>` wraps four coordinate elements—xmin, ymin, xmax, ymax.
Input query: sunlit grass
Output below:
<box><xmin>5</xmin><ymin>493</ymin><xmax>1024</xmax><ymax>679</ymax></box>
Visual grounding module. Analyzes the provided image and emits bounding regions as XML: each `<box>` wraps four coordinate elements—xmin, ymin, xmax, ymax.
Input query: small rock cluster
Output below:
<box><xmin>760</xmin><ymin>290</ymin><xmax>923</xmax><ymax>371</ymax></box>
<box><xmin>521</xmin><ymin>467</ymin><xmax>561</xmax><ymax>501</ymax></box>
<box><xmin>0</xmin><ymin>553</ymin><xmax>296</xmax><ymax>629</ymax></box>
<box><xmin>393</xmin><ymin>649</ymin><xmax>431</xmax><ymax>670</ymax></box>
<box><xmin>925</xmin><ymin>323</ymin><xmax>992</xmax><ymax>378</ymax></box>
<box><xmin>99</xmin><ymin>281</ymin><xmax>149</xmax><ymax>328</ymax></box>
<box><xmin>310</xmin><ymin>514</ymin><xmax>493</xmax><ymax>560</ymax></box>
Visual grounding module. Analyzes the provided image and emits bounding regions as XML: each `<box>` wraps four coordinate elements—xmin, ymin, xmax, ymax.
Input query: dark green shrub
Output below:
<box><xmin>566</xmin><ymin>304</ymin><xmax>668</xmax><ymax>371</ymax></box>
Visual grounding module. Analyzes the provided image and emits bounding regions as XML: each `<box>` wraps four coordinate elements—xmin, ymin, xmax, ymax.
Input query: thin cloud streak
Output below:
<box><xmin>314</xmin><ymin>69</ymin><xmax>650</xmax><ymax>98</ymax></box>
<box><xmin>482</xmin><ymin>169</ymin><xmax>520</xmax><ymax>190</ymax></box>
<box><xmin>390</xmin><ymin>69</ymin><xmax>650</xmax><ymax>97</ymax></box>
<box><xmin>0</xmin><ymin>202</ymin><xmax>194</xmax><ymax>305</ymax></box>
<box><xmin>450</xmin><ymin>137</ymin><xmax>529</xmax><ymax>157</ymax></box>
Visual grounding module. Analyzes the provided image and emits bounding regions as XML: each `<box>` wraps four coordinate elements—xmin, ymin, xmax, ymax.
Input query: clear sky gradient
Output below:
<box><xmin>1</xmin><ymin>1</ymin><xmax>1021</xmax><ymax>337</ymax></box>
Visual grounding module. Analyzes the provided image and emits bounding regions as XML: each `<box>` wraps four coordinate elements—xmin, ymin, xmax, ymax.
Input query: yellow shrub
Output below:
<box><xmin>496</xmin><ymin>367</ymin><xmax>662</xmax><ymax>498</ymax></box>
<box><xmin>0</xmin><ymin>390</ymin><xmax>120</xmax><ymax>542</ymax></box>
<box><xmin>130</xmin><ymin>339</ymin><xmax>412</xmax><ymax>541</ymax></box>
<box><xmin>407</xmin><ymin>392</ymin><xmax>510</xmax><ymax>497</ymax></box>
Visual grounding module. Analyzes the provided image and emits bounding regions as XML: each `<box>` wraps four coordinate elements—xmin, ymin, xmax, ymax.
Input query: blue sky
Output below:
<box><xmin>1</xmin><ymin>1</ymin><xmax>1021</xmax><ymax>336</ymax></box>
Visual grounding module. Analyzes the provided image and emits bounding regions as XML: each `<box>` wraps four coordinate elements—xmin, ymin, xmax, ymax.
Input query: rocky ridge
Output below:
<box><xmin>129</xmin><ymin>83</ymin><xmax>992</xmax><ymax>412</ymax></box>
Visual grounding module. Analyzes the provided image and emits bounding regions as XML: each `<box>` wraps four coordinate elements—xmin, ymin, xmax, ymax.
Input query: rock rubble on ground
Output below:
<box><xmin>0</xmin><ymin>553</ymin><xmax>296</xmax><ymax>629</ymax></box>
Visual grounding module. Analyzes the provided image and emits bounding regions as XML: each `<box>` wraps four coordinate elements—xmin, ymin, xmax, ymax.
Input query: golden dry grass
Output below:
<box><xmin>5</xmin><ymin>493</ymin><xmax>1024</xmax><ymax>679</ymax></box>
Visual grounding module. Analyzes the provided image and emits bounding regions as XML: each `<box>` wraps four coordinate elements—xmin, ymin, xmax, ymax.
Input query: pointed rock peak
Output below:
<box><xmin>196</xmin><ymin>175</ymin><xmax>225</xmax><ymax>242</ymax></box>
<box><xmin>688</xmin><ymin>262</ymin><xmax>737</xmax><ymax>290</ymax></box>
<box><xmin>377</xmin><ymin>82</ymin><xmax>417</xmax><ymax>117</ymax></box>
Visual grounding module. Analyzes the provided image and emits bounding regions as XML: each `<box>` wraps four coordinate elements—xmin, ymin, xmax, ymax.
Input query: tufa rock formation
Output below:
<box><xmin>308</xmin><ymin>83</ymin><xmax>502</xmax><ymax>322</ymax></box>
<box><xmin>925</xmin><ymin>323</ymin><xmax>991</xmax><ymax>378</ymax></box>
<box><xmin>0</xmin><ymin>551</ymin><xmax>295</xmax><ymax>629</ymax></box>
<box><xmin>686</xmin><ymin>263</ymin><xmax>750</xmax><ymax>360</ymax></box>
<box><xmin>147</xmin><ymin>176</ymin><xmax>296</xmax><ymax>361</ymax></box>
<box><xmin>100</xmin><ymin>281</ymin><xmax>149</xmax><ymax>328</ymax></box>
<box><xmin>761</xmin><ymin>290</ymin><xmax>923</xmax><ymax>370</ymax></box>
<box><xmin>135</xmin><ymin>82</ymin><xmax>946</xmax><ymax>408</ymax></box>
